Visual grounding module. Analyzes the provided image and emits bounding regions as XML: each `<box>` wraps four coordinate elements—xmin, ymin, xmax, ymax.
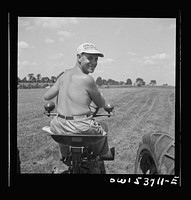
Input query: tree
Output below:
<box><xmin>41</xmin><ymin>77</ymin><xmax>50</xmax><ymax>83</ymax></box>
<box><xmin>107</xmin><ymin>79</ymin><xmax>115</xmax><ymax>85</ymax></box>
<box><xmin>96</xmin><ymin>77</ymin><xmax>103</xmax><ymax>86</ymax></box>
<box><xmin>136</xmin><ymin>78</ymin><xmax>143</xmax><ymax>83</ymax></box>
<box><xmin>149</xmin><ymin>80</ymin><xmax>157</xmax><ymax>86</ymax></box>
<box><xmin>102</xmin><ymin>79</ymin><xmax>107</xmax><ymax>85</ymax></box>
<box><xmin>31</xmin><ymin>76</ymin><xmax>37</xmax><ymax>83</ymax></box>
<box><xmin>119</xmin><ymin>81</ymin><xmax>125</xmax><ymax>85</ymax></box>
<box><xmin>21</xmin><ymin>77</ymin><xmax>27</xmax><ymax>82</ymax></box>
<box><xmin>27</xmin><ymin>73</ymin><xmax>34</xmax><ymax>82</ymax></box>
<box><xmin>115</xmin><ymin>80</ymin><xmax>119</xmax><ymax>85</ymax></box>
<box><xmin>36</xmin><ymin>74</ymin><xmax>41</xmax><ymax>82</ymax></box>
<box><xmin>126</xmin><ymin>78</ymin><xmax>132</xmax><ymax>85</ymax></box>
<box><xmin>135</xmin><ymin>78</ymin><xmax>145</xmax><ymax>86</ymax></box>
<box><xmin>51</xmin><ymin>76</ymin><xmax>57</xmax><ymax>83</ymax></box>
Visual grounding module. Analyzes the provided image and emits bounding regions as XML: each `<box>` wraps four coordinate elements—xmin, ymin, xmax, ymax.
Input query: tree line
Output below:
<box><xmin>95</xmin><ymin>77</ymin><xmax>157</xmax><ymax>86</ymax></box>
<box><xmin>18</xmin><ymin>72</ymin><xmax>157</xmax><ymax>87</ymax></box>
<box><xmin>18</xmin><ymin>73</ymin><xmax>59</xmax><ymax>83</ymax></box>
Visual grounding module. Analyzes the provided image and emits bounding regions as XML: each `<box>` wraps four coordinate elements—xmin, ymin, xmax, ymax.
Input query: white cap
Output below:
<box><xmin>77</xmin><ymin>43</ymin><xmax>104</xmax><ymax>57</ymax></box>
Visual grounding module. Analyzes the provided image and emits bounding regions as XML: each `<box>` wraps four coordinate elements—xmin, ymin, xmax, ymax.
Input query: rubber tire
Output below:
<box><xmin>134</xmin><ymin>131</ymin><xmax>174</xmax><ymax>174</ymax></box>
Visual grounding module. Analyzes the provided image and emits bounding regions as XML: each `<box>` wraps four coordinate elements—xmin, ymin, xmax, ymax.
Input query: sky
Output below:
<box><xmin>18</xmin><ymin>17</ymin><xmax>176</xmax><ymax>86</ymax></box>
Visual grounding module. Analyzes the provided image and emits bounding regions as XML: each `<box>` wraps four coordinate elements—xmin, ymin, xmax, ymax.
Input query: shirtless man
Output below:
<box><xmin>44</xmin><ymin>43</ymin><xmax>113</xmax><ymax>173</ymax></box>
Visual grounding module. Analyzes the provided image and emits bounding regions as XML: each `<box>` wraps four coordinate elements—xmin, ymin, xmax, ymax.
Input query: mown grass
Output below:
<box><xmin>17</xmin><ymin>87</ymin><xmax>175</xmax><ymax>174</ymax></box>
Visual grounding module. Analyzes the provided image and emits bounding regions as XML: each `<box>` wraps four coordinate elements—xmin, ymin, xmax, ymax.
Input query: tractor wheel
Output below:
<box><xmin>134</xmin><ymin>131</ymin><xmax>174</xmax><ymax>174</ymax></box>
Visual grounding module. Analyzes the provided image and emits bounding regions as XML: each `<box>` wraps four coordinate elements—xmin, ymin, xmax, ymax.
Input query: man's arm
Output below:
<box><xmin>85</xmin><ymin>75</ymin><xmax>105</xmax><ymax>108</ymax></box>
<box><xmin>44</xmin><ymin>79</ymin><xmax>59</xmax><ymax>101</ymax></box>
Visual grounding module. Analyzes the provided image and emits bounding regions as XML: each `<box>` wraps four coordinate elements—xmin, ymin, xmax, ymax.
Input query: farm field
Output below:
<box><xmin>17</xmin><ymin>87</ymin><xmax>175</xmax><ymax>174</ymax></box>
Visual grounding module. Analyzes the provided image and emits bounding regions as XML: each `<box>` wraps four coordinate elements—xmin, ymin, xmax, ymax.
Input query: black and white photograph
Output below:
<box><xmin>12</xmin><ymin>12</ymin><xmax>181</xmax><ymax>186</ymax></box>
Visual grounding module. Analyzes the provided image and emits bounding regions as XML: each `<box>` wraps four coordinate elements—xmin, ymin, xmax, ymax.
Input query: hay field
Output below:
<box><xmin>17</xmin><ymin>87</ymin><xmax>175</xmax><ymax>174</ymax></box>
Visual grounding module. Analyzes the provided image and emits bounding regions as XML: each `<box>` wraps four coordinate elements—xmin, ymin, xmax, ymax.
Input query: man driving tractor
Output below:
<box><xmin>44</xmin><ymin>43</ymin><xmax>114</xmax><ymax>173</ymax></box>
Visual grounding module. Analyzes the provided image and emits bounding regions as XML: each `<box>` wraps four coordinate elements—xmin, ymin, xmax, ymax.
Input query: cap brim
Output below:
<box><xmin>82</xmin><ymin>50</ymin><xmax>104</xmax><ymax>57</ymax></box>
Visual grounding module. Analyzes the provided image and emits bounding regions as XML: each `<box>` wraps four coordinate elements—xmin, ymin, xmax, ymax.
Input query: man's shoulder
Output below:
<box><xmin>73</xmin><ymin>74</ymin><xmax>95</xmax><ymax>89</ymax></box>
<box><xmin>80</xmin><ymin>74</ymin><xmax>95</xmax><ymax>84</ymax></box>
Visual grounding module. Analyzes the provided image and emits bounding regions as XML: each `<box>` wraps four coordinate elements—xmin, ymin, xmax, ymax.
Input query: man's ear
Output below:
<box><xmin>77</xmin><ymin>54</ymin><xmax>81</xmax><ymax>59</ymax></box>
<box><xmin>77</xmin><ymin>54</ymin><xmax>82</xmax><ymax>63</ymax></box>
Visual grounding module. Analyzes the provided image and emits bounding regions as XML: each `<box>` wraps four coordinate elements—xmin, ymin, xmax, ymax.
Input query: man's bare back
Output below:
<box><xmin>56</xmin><ymin>67</ymin><xmax>92</xmax><ymax>116</ymax></box>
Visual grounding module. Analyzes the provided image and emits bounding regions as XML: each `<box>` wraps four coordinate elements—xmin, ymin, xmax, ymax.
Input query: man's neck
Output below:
<box><xmin>75</xmin><ymin>62</ymin><xmax>87</xmax><ymax>74</ymax></box>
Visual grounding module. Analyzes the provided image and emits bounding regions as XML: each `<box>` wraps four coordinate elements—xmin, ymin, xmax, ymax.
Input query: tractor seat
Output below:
<box><xmin>42</xmin><ymin>126</ymin><xmax>107</xmax><ymax>146</ymax></box>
